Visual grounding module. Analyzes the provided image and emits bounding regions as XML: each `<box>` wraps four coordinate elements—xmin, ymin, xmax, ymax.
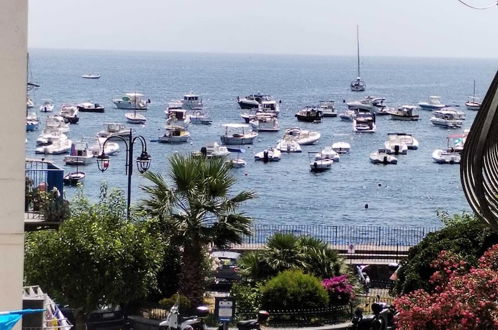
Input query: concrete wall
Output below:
<box><xmin>0</xmin><ymin>0</ymin><xmax>27</xmax><ymax>314</ymax></box>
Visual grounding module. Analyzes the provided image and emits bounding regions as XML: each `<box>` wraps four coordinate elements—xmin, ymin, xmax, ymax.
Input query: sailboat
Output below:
<box><xmin>125</xmin><ymin>110</ymin><xmax>147</xmax><ymax>124</ymax></box>
<box><xmin>350</xmin><ymin>25</ymin><xmax>366</xmax><ymax>92</ymax></box>
<box><xmin>465</xmin><ymin>80</ymin><xmax>481</xmax><ymax>111</ymax></box>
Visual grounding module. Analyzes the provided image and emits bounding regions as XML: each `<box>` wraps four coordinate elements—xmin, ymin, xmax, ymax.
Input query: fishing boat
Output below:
<box><xmin>351</xmin><ymin>25</ymin><xmax>366</xmax><ymax>92</ymax></box>
<box><xmin>220</xmin><ymin>124</ymin><xmax>258</xmax><ymax>145</ymax></box>
<box><xmin>158</xmin><ymin>125</ymin><xmax>190</xmax><ymax>143</ymax></box>
<box><xmin>125</xmin><ymin>111</ymin><xmax>147</xmax><ymax>124</ymax></box>
<box><xmin>254</xmin><ymin>147</ymin><xmax>281</xmax><ymax>162</ymax></box>
<box><xmin>165</xmin><ymin>108</ymin><xmax>190</xmax><ymax>127</ymax></box>
<box><xmin>275</xmin><ymin>137</ymin><xmax>302</xmax><ymax>153</ymax></box>
<box><xmin>81</xmin><ymin>73</ymin><xmax>100</xmax><ymax>79</ymax></box>
<box><xmin>390</xmin><ymin>105</ymin><xmax>419</xmax><ymax>121</ymax></box>
<box><xmin>249</xmin><ymin>114</ymin><xmax>280</xmax><ymax>132</ymax></box>
<box><xmin>418</xmin><ymin>96</ymin><xmax>445</xmax><ymax>110</ymax></box>
<box><xmin>369</xmin><ymin>149</ymin><xmax>398</xmax><ymax>165</ymax></box>
<box><xmin>181</xmin><ymin>93</ymin><xmax>203</xmax><ymax>110</ymax></box>
<box><xmin>39</xmin><ymin>99</ymin><xmax>54</xmax><ymax>112</ymax></box>
<box><xmin>465</xmin><ymin>80</ymin><xmax>481</xmax><ymax>111</ymax></box>
<box><xmin>64</xmin><ymin>142</ymin><xmax>94</xmax><ymax>165</ymax></box>
<box><xmin>77</xmin><ymin>102</ymin><xmax>105</xmax><ymax>113</ymax></box>
<box><xmin>113</xmin><ymin>92</ymin><xmax>149</xmax><ymax>110</ymax></box>
<box><xmin>59</xmin><ymin>104</ymin><xmax>79</xmax><ymax>124</ymax></box>
<box><xmin>332</xmin><ymin>142</ymin><xmax>351</xmax><ymax>154</ymax></box>
<box><xmin>295</xmin><ymin>106</ymin><xmax>323</xmax><ymax>123</ymax></box>
<box><xmin>319</xmin><ymin>101</ymin><xmax>337</xmax><ymax>117</ymax></box>
<box><xmin>430</xmin><ymin>109</ymin><xmax>464</xmax><ymax>128</ymax></box>
<box><xmin>283</xmin><ymin>127</ymin><xmax>321</xmax><ymax>145</ymax></box>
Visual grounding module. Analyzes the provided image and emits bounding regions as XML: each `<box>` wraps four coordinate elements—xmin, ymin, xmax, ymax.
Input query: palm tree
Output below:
<box><xmin>139</xmin><ymin>154</ymin><xmax>255</xmax><ymax>306</ymax></box>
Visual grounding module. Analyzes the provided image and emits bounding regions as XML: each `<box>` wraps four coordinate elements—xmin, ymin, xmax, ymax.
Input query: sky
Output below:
<box><xmin>28</xmin><ymin>0</ymin><xmax>498</xmax><ymax>58</ymax></box>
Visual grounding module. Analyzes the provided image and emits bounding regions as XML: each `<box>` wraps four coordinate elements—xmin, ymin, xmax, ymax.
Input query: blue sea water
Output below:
<box><xmin>26</xmin><ymin>49</ymin><xmax>498</xmax><ymax>228</ymax></box>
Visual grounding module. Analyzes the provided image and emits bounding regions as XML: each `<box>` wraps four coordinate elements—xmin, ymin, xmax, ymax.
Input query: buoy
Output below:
<box><xmin>364</xmin><ymin>203</ymin><xmax>369</xmax><ymax>209</ymax></box>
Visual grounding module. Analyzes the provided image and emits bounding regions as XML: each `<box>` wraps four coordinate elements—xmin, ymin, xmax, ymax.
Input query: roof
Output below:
<box><xmin>222</xmin><ymin>123</ymin><xmax>250</xmax><ymax>128</ymax></box>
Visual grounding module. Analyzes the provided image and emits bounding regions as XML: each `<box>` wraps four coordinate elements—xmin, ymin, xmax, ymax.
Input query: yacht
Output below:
<box><xmin>220</xmin><ymin>124</ymin><xmax>258</xmax><ymax>145</ymax></box>
<box><xmin>196</xmin><ymin>142</ymin><xmax>230</xmax><ymax>158</ymax></box>
<box><xmin>418</xmin><ymin>96</ymin><xmax>445</xmax><ymax>110</ymax></box>
<box><xmin>97</xmin><ymin>123</ymin><xmax>130</xmax><ymax>139</ymax></box>
<box><xmin>254</xmin><ymin>147</ymin><xmax>281</xmax><ymax>162</ymax></box>
<box><xmin>387</xmin><ymin>133</ymin><xmax>419</xmax><ymax>150</ymax></box>
<box><xmin>283</xmin><ymin>127</ymin><xmax>321</xmax><ymax>145</ymax></box>
<box><xmin>295</xmin><ymin>106</ymin><xmax>323</xmax><ymax>123</ymax></box>
<box><xmin>339</xmin><ymin>109</ymin><xmax>356</xmax><ymax>121</ymax></box>
<box><xmin>369</xmin><ymin>149</ymin><xmax>398</xmax><ymax>165</ymax></box>
<box><xmin>77</xmin><ymin>102</ymin><xmax>105</xmax><ymax>113</ymax></box>
<box><xmin>125</xmin><ymin>111</ymin><xmax>147</xmax><ymax>125</ymax></box>
<box><xmin>275</xmin><ymin>138</ymin><xmax>302</xmax><ymax>153</ymax></box>
<box><xmin>351</xmin><ymin>25</ymin><xmax>366</xmax><ymax>92</ymax></box>
<box><xmin>332</xmin><ymin>142</ymin><xmax>351</xmax><ymax>154</ymax></box>
<box><xmin>430</xmin><ymin>109</ymin><xmax>464</xmax><ymax>128</ymax></box>
<box><xmin>64</xmin><ymin>142</ymin><xmax>94</xmax><ymax>165</ymax></box>
<box><xmin>347</xmin><ymin>96</ymin><xmax>387</xmax><ymax>114</ymax></box>
<box><xmin>319</xmin><ymin>100</ymin><xmax>337</xmax><ymax>117</ymax></box>
<box><xmin>181</xmin><ymin>93</ymin><xmax>203</xmax><ymax>110</ymax></box>
<box><xmin>39</xmin><ymin>99</ymin><xmax>54</xmax><ymax>113</ymax></box>
<box><xmin>26</xmin><ymin>112</ymin><xmax>39</xmax><ymax>132</ymax></box>
<box><xmin>260</xmin><ymin>100</ymin><xmax>280</xmax><ymax>116</ymax></box>
<box><xmin>59</xmin><ymin>104</ymin><xmax>79</xmax><ymax>124</ymax></box>
<box><xmin>249</xmin><ymin>114</ymin><xmax>279</xmax><ymax>132</ymax></box>
<box><xmin>165</xmin><ymin>108</ymin><xmax>190</xmax><ymax>127</ymax></box>
<box><xmin>353</xmin><ymin>111</ymin><xmax>376</xmax><ymax>133</ymax></box>
<box><xmin>237</xmin><ymin>93</ymin><xmax>273</xmax><ymax>109</ymax></box>
<box><xmin>113</xmin><ymin>93</ymin><xmax>149</xmax><ymax>110</ymax></box>
<box><xmin>159</xmin><ymin>125</ymin><xmax>191</xmax><ymax>143</ymax></box>
<box><xmin>390</xmin><ymin>105</ymin><xmax>419</xmax><ymax>121</ymax></box>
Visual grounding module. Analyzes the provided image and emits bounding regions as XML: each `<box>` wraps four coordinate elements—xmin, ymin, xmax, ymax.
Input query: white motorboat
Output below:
<box><xmin>254</xmin><ymin>147</ymin><xmax>281</xmax><ymax>162</ymax></box>
<box><xmin>35</xmin><ymin>136</ymin><xmax>72</xmax><ymax>155</ymax></box>
<box><xmin>387</xmin><ymin>133</ymin><xmax>419</xmax><ymax>150</ymax></box>
<box><xmin>347</xmin><ymin>96</ymin><xmax>387</xmax><ymax>114</ymax></box>
<box><xmin>64</xmin><ymin>142</ymin><xmax>94</xmax><ymax>165</ymax></box>
<box><xmin>390</xmin><ymin>105</ymin><xmax>419</xmax><ymax>121</ymax></box>
<box><xmin>309</xmin><ymin>152</ymin><xmax>333</xmax><ymax>172</ymax></box>
<box><xmin>125</xmin><ymin>111</ymin><xmax>147</xmax><ymax>124</ymax></box>
<box><xmin>432</xmin><ymin>149</ymin><xmax>461</xmax><ymax>164</ymax></box>
<box><xmin>295</xmin><ymin>106</ymin><xmax>323</xmax><ymax>123</ymax></box>
<box><xmin>319</xmin><ymin>146</ymin><xmax>340</xmax><ymax>162</ymax></box>
<box><xmin>26</xmin><ymin>96</ymin><xmax>34</xmax><ymax>109</ymax></box>
<box><xmin>39</xmin><ymin>99</ymin><xmax>54</xmax><ymax>112</ymax></box>
<box><xmin>64</xmin><ymin>171</ymin><xmax>86</xmax><ymax>186</ymax></box>
<box><xmin>181</xmin><ymin>93</ymin><xmax>203</xmax><ymax>110</ymax></box>
<box><xmin>276</xmin><ymin>138</ymin><xmax>302</xmax><ymax>153</ymax></box>
<box><xmin>89</xmin><ymin>137</ymin><xmax>120</xmax><ymax>156</ymax></box>
<box><xmin>319</xmin><ymin>101</ymin><xmax>337</xmax><ymax>117</ymax></box>
<box><xmin>26</xmin><ymin>112</ymin><xmax>39</xmax><ymax>132</ymax></box>
<box><xmin>418</xmin><ymin>96</ymin><xmax>445</xmax><ymax>110</ymax></box>
<box><xmin>227</xmin><ymin>158</ymin><xmax>247</xmax><ymax>168</ymax></box>
<box><xmin>237</xmin><ymin>93</ymin><xmax>273</xmax><ymax>109</ymax></box>
<box><xmin>159</xmin><ymin>125</ymin><xmax>190</xmax><ymax>143</ymax></box>
<box><xmin>196</xmin><ymin>142</ymin><xmax>230</xmax><ymax>158</ymax></box>
<box><xmin>353</xmin><ymin>111</ymin><xmax>376</xmax><ymax>133</ymax></box>
<box><xmin>59</xmin><ymin>104</ymin><xmax>79</xmax><ymax>124</ymax></box>
<box><xmin>351</xmin><ymin>26</ymin><xmax>366</xmax><ymax>92</ymax></box>
<box><xmin>220</xmin><ymin>124</ymin><xmax>258</xmax><ymax>145</ymax></box>
<box><xmin>339</xmin><ymin>109</ymin><xmax>356</xmax><ymax>121</ymax></box>
<box><xmin>249</xmin><ymin>114</ymin><xmax>280</xmax><ymax>132</ymax></box>
<box><xmin>384</xmin><ymin>139</ymin><xmax>408</xmax><ymax>155</ymax></box>
<box><xmin>283</xmin><ymin>127</ymin><xmax>321</xmax><ymax>145</ymax></box>
<box><xmin>465</xmin><ymin>80</ymin><xmax>481</xmax><ymax>111</ymax></box>
<box><xmin>190</xmin><ymin>109</ymin><xmax>212</xmax><ymax>125</ymax></box>
<box><xmin>369</xmin><ymin>149</ymin><xmax>398</xmax><ymax>165</ymax></box>
<box><xmin>36</xmin><ymin>129</ymin><xmax>66</xmax><ymax>146</ymax></box>
<box><xmin>77</xmin><ymin>102</ymin><xmax>105</xmax><ymax>113</ymax></box>
<box><xmin>260</xmin><ymin>100</ymin><xmax>280</xmax><ymax>116</ymax></box>
<box><xmin>97</xmin><ymin>123</ymin><xmax>130</xmax><ymax>139</ymax></box>
<box><xmin>166</xmin><ymin>108</ymin><xmax>190</xmax><ymax>127</ymax></box>
<box><xmin>45</xmin><ymin>115</ymin><xmax>70</xmax><ymax>133</ymax></box>
<box><xmin>430</xmin><ymin>109</ymin><xmax>464</xmax><ymax>128</ymax></box>
<box><xmin>113</xmin><ymin>93</ymin><xmax>149</xmax><ymax>110</ymax></box>
<box><xmin>81</xmin><ymin>73</ymin><xmax>100</xmax><ymax>79</ymax></box>
<box><xmin>332</xmin><ymin>142</ymin><xmax>351</xmax><ymax>154</ymax></box>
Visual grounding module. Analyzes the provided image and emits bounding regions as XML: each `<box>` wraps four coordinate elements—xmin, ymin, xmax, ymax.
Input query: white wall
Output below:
<box><xmin>0</xmin><ymin>0</ymin><xmax>27</xmax><ymax>313</ymax></box>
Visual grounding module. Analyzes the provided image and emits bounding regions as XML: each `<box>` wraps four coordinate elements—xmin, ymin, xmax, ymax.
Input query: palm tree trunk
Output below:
<box><xmin>179</xmin><ymin>240</ymin><xmax>206</xmax><ymax>307</ymax></box>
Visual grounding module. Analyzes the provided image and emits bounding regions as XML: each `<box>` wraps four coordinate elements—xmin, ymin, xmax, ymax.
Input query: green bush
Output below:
<box><xmin>261</xmin><ymin>270</ymin><xmax>329</xmax><ymax>311</ymax></box>
<box><xmin>158</xmin><ymin>293</ymin><xmax>191</xmax><ymax>313</ymax></box>
<box><xmin>231</xmin><ymin>281</ymin><xmax>264</xmax><ymax>312</ymax></box>
<box><xmin>394</xmin><ymin>213</ymin><xmax>498</xmax><ymax>295</ymax></box>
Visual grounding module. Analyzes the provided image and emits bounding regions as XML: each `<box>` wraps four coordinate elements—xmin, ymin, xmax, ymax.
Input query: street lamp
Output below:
<box><xmin>96</xmin><ymin>129</ymin><xmax>151</xmax><ymax>219</ymax></box>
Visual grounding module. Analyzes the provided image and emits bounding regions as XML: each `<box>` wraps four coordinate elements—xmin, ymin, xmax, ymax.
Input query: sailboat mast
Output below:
<box><xmin>473</xmin><ymin>80</ymin><xmax>476</xmax><ymax>98</ymax></box>
<box><xmin>357</xmin><ymin>25</ymin><xmax>361</xmax><ymax>78</ymax></box>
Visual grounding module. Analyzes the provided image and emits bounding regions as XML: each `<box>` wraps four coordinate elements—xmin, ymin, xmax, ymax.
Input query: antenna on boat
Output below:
<box><xmin>356</xmin><ymin>25</ymin><xmax>361</xmax><ymax>78</ymax></box>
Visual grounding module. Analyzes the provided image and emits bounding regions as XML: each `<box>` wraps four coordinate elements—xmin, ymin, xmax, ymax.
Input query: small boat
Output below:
<box><xmin>351</xmin><ymin>26</ymin><xmax>366</xmax><ymax>92</ymax></box>
<box><xmin>220</xmin><ymin>124</ymin><xmax>258</xmax><ymax>145</ymax></box>
<box><xmin>64</xmin><ymin>171</ymin><xmax>86</xmax><ymax>186</ymax></box>
<box><xmin>227</xmin><ymin>158</ymin><xmax>246</xmax><ymax>168</ymax></box>
<box><xmin>45</xmin><ymin>115</ymin><xmax>70</xmax><ymax>133</ymax></box>
<box><xmin>319</xmin><ymin>101</ymin><xmax>337</xmax><ymax>117</ymax></box>
<box><xmin>339</xmin><ymin>109</ymin><xmax>356</xmax><ymax>121</ymax></box>
<box><xmin>309</xmin><ymin>152</ymin><xmax>333</xmax><ymax>172</ymax></box>
<box><xmin>241</xmin><ymin>110</ymin><xmax>258</xmax><ymax>123</ymax></box>
<box><xmin>97</xmin><ymin>123</ymin><xmax>130</xmax><ymax>139</ymax></box>
<box><xmin>59</xmin><ymin>104</ymin><xmax>79</xmax><ymax>124</ymax></box>
<box><xmin>35</xmin><ymin>136</ymin><xmax>72</xmax><ymax>155</ymax></box>
<box><xmin>384</xmin><ymin>139</ymin><xmax>408</xmax><ymax>155</ymax></box>
<box><xmin>196</xmin><ymin>142</ymin><xmax>231</xmax><ymax>158</ymax></box>
<box><xmin>353</xmin><ymin>111</ymin><xmax>376</xmax><ymax>133</ymax></box>
<box><xmin>181</xmin><ymin>93</ymin><xmax>203</xmax><ymax>110</ymax></box>
<box><xmin>77</xmin><ymin>102</ymin><xmax>105</xmax><ymax>113</ymax></box>
<box><xmin>254</xmin><ymin>147</ymin><xmax>281</xmax><ymax>162</ymax></box>
<box><xmin>237</xmin><ymin>93</ymin><xmax>273</xmax><ymax>109</ymax></box>
<box><xmin>165</xmin><ymin>108</ymin><xmax>190</xmax><ymax>127</ymax></box>
<box><xmin>347</xmin><ymin>96</ymin><xmax>386</xmax><ymax>114</ymax></box>
<box><xmin>295</xmin><ymin>106</ymin><xmax>323</xmax><ymax>123</ymax></box>
<box><xmin>319</xmin><ymin>146</ymin><xmax>340</xmax><ymax>162</ymax></box>
<box><xmin>81</xmin><ymin>73</ymin><xmax>100</xmax><ymax>79</ymax></box>
<box><xmin>249</xmin><ymin>114</ymin><xmax>279</xmax><ymax>132</ymax></box>
<box><xmin>113</xmin><ymin>93</ymin><xmax>149</xmax><ymax>110</ymax></box>
<box><xmin>159</xmin><ymin>125</ymin><xmax>190</xmax><ymax>143</ymax></box>
<box><xmin>332</xmin><ymin>142</ymin><xmax>351</xmax><ymax>154</ymax></box>
<box><xmin>260</xmin><ymin>100</ymin><xmax>280</xmax><ymax>116</ymax></box>
<box><xmin>26</xmin><ymin>112</ymin><xmax>39</xmax><ymax>132</ymax></box>
<box><xmin>39</xmin><ymin>99</ymin><xmax>54</xmax><ymax>112</ymax></box>
<box><xmin>430</xmin><ymin>109</ymin><xmax>464</xmax><ymax>128</ymax></box>
<box><xmin>387</xmin><ymin>133</ymin><xmax>419</xmax><ymax>150</ymax></box>
<box><xmin>390</xmin><ymin>105</ymin><xmax>419</xmax><ymax>121</ymax></box>
<box><xmin>369</xmin><ymin>149</ymin><xmax>398</xmax><ymax>165</ymax></box>
<box><xmin>276</xmin><ymin>138</ymin><xmax>302</xmax><ymax>153</ymax></box>
<box><xmin>36</xmin><ymin>129</ymin><xmax>66</xmax><ymax>146</ymax></box>
<box><xmin>284</xmin><ymin>127</ymin><xmax>321</xmax><ymax>145</ymax></box>
<box><xmin>190</xmin><ymin>109</ymin><xmax>212</xmax><ymax>125</ymax></box>
<box><xmin>432</xmin><ymin>149</ymin><xmax>461</xmax><ymax>164</ymax></box>
<box><xmin>26</xmin><ymin>96</ymin><xmax>34</xmax><ymax>109</ymax></box>
<box><xmin>64</xmin><ymin>142</ymin><xmax>94</xmax><ymax>165</ymax></box>
<box><xmin>465</xmin><ymin>80</ymin><xmax>481</xmax><ymax>111</ymax></box>
<box><xmin>418</xmin><ymin>96</ymin><xmax>445</xmax><ymax>110</ymax></box>
<box><xmin>89</xmin><ymin>137</ymin><xmax>120</xmax><ymax>156</ymax></box>
<box><xmin>125</xmin><ymin>111</ymin><xmax>147</xmax><ymax>124</ymax></box>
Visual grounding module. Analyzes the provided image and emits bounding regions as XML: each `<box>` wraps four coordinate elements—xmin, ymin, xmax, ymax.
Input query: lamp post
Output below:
<box><xmin>96</xmin><ymin>129</ymin><xmax>151</xmax><ymax>219</ymax></box>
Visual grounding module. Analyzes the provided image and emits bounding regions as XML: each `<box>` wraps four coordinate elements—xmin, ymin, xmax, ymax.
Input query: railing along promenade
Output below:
<box><xmin>230</xmin><ymin>224</ymin><xmax>439</xmax><ymax>264</ymax></box>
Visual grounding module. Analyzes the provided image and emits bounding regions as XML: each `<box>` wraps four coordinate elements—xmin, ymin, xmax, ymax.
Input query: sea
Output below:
<box><xmin>25</xmin><ymin>49</ymin><xmax>498</xmax><ymax>228</ymax></box>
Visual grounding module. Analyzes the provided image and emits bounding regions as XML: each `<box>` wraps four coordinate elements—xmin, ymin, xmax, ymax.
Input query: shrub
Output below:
<box><xmin>230</xmin><ymin>281</ymin><xmax>264</xmax><ymax>313</ymax></box>
<box><xmin>159</xmin><ymin>293</ymin><xmax>191</xmax><ymax>313</ymax></box>
<box><xmin>321</xmin><ymin>275</ymin><xmax>354</xmax><ymax>305</ymax></box>
<box><xmin>261</xmin><ymin>270</ymin><xmax>329</xmax><ymax>311</ymax></box>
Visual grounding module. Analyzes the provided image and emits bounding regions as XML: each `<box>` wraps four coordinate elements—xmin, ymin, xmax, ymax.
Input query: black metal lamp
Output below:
<box><xmin>96</xmin><ymin>153</ymin><xmax>110</xmax><ymax>172</ymax></box>
<box><xmin>136</xmin><ymin>151</ymin><xmax>151</xmax><ymax>173</ymax></box>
